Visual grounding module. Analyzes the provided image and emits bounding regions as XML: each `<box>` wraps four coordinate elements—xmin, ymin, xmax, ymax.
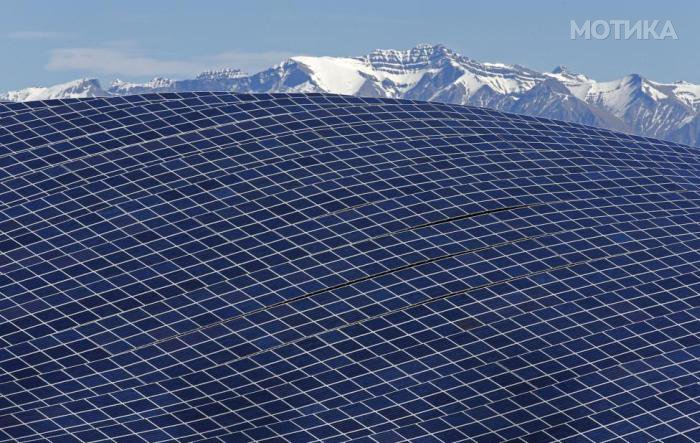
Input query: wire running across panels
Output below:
<box><xmin>0</xmin><ymin>93</ymin><xmax>698</xmax><ymax>443</ymax></box>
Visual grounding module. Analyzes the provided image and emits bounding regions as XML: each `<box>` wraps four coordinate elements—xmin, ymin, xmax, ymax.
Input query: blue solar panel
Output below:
<box><xmin>0</xmin><ymin>92</ymin><xmax>699</xmax><ymax>442</ymax></box>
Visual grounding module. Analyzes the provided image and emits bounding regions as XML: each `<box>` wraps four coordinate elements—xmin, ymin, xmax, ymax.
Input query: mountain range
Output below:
<box><xmin>3</xmin><ymin>43</ymin><xmax>700</xmax><ymax>146</ymax></box>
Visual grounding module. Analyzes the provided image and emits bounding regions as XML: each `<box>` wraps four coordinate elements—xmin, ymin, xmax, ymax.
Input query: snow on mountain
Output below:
<box><xmin>109</xmin><ymin>77</ymin><xmax>174</xmax><ymax>94</ymax></box>
<box><xmin>108</xmin><ymin>69</ymin><xmax>248</xmax><ymax>95</ymax></box>
<box><xmin>3</xmin><ymin>44</ymin><xmax>700</xmax><ymax>146</ymax></box>
<box><xmin>544</xmin><ymin>66</ymin><xmax>594</xmax><ymax>99</ymax></box>
<box><xmin>666</xmin><ymin>81</ymin><xmax>700</xmax><ymax>109</ymax></box>
<box><xmin>286</xmin><ymin>56</ymin><xmax>376</xmax><ymax>94</ymax></box>
<box><xmin>0</xmin><ymin>78</ymin><xmax>106</xmax><ymax>102</ymax></box>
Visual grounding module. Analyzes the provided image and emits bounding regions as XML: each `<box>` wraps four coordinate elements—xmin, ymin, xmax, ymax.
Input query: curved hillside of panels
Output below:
<box><xmin>0</xmin><ymin>92</ymin><xmax>699</xmax><ymax>443</ymax></box>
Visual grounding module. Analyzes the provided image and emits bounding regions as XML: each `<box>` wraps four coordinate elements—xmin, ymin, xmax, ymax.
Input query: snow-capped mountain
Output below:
<box><xmin>0</xmin><ymin>78</ymin><xmax>107</xmax><ymax>102</ymax></box>
<box><xmin>3</xmin><ymin>44</ymin><xmax>700</xmax><ymax>146</ymax></box>
<box><xmin>108</xmin><ymin>69</ymin><xmax>248</xmax><ymax>95</ymax></box>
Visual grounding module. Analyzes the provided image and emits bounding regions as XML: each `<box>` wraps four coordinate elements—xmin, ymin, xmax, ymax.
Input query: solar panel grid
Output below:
<box><xmin>2</xmin><ymin>191</ymin><xmax>697</xmax><ymax>382</ymax></box>
<box><xmin>0</xmin><ymin>97</ymin><xmax>694</xmax><ymax>178</ymax></box>
<box><xmin>1</xmin><ymin>132</ymin><xmax>696</xmax><ymax>230</ymax></box>
<box><xmin>3</xmin><ymin>169</ymin><xmax>688</xmax><ymax>360</ymax></box>
<box><xmin>2</xmin><ymin>135</ymin><xmax>696</xmax><ymax>268</ymax></box>
<box><xmin>1</xmin><ymin>92</ymin><xmax>690</xmax><ymax>155</ymax></box>
<box><xmin>5</xmin><ymin>248</ymin><xmax>700</xmax><ymax>442</ymax></box>
<box><xmin>0</xmin><ymin>93</ymin><xmax>698</xmax><ymax>442</ymax></box>
<box><xmin>0</xmin><ymin>172</ymin><xmax>692</xmax><ymax>348</ymax></box>
<box><xmin>0</xmin><ymin>123</ymin><xmax>696</xmax><ymax>208</ymax></box>
<box><xmin>4</xmin><ymin>208</ymin><xmax>700</xmax><ymax>420</ymax></box>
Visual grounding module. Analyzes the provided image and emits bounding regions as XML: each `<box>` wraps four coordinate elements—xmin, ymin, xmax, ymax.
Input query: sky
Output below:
<box><xmin>1</xmin><ymin>0</ymin><xmax>698</xmax><ymax>91</ymax></box>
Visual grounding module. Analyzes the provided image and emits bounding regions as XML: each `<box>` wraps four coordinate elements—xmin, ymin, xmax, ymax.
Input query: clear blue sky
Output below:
<box><xmin>1</xmin><ymin>0</ymin><xmax>698</xmax><ymax>91</ymax></box>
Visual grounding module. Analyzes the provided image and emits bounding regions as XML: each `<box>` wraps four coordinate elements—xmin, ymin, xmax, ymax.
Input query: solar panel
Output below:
<box><xmin>0</xmin><ymin>92</ymin><xmax>699</xmax><ymax>442</ymax></box>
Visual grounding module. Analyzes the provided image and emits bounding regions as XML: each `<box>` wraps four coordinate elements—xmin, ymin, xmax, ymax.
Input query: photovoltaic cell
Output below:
<box><xmin>0</xmin><ymin>92</ymin><xmax>699</xmax><ymax>443</ymax></box>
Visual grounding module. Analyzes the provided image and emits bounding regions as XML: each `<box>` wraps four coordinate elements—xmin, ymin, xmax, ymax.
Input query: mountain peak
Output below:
<box><xmin>545</xmin><ymin>65</ymin><xmax>591</xmax><ymax>90</ymax></box>
<box><xmin>359</xmin><ymin>43</ymin><xmax>457</xmax><ymax>73</ymax></box>
<box><xmin>195</xmin><ymin>68</ymin><xmax>247</xmax><ymax>80</ymax></box>
<box><xmin>109</xmin><ymin>77</ymin><xmax>175</xmax><ymax>94</ymax></box>
<box><xmin>622</xmin><ymin>73</ymin><xmax>644</xmax><ymax>84</ymax></box>
<box><xmin>0</xmin><ymin>78</ymin><xmax>106</xmax><ymax>102</ymax></box>
<box><xmin>414</xmin><ymin>42</ymin><xmax>444</xmax><ymax>50</ymax></box>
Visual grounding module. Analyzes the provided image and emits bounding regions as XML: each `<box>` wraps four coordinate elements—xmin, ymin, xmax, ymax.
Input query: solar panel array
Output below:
<box><xmin>0</xmin><ymin>92</ymin><xmax>699</xmax><ymax>443</ymax></box>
